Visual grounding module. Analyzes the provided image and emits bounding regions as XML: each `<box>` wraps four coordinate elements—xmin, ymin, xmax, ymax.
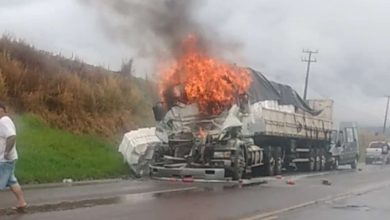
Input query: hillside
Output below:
<box><xmin>0</xmin><ymin>36</ymin><xmax>158</xmax><ymax>138</ymax></box>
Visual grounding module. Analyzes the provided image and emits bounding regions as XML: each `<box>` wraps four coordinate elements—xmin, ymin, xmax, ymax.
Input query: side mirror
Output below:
<box><xmin>152</xmin><ymin>102</ymin><xmax>166</xmax><ymax>122</ymax></box>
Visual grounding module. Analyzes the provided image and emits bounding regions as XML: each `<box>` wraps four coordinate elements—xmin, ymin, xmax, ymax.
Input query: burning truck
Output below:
<box><xmin>119</xmin><ymin>36</ymin><xmax>359</xmax><ymax>180</ymax></box>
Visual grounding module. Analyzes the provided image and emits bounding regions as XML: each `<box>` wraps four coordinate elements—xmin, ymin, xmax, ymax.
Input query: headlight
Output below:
<box><xmin>213</xmin><ymin>151</ymin><xmax>231</xmax><ymax>158</ymax></box>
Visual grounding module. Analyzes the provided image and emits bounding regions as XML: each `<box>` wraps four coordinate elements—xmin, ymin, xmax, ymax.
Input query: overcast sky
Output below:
<box><xmin>1</xmin><ymin>0</ymin><xmax>389</xmax><ymax>127</ymax></box>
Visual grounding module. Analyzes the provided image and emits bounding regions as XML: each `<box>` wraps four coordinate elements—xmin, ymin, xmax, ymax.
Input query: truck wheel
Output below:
<box><xmin>296</xmin><ymin>160</ymin><xmax>314</xmax><ymax>172</ymax></box>
<box><xmin>333</xmin><ymin>158</ymin><xmax>339</xmax><ymax>170</ymax></box>
<box><xmin>296</xmin><ymin>149</ymin><xmax>315</xmax><ymax>172</ymax></box>
<box><xmin>264</xmin><ymin>153</ymin><xmax>275</xmax><ymax>176</ymax></box>
<box><xmin>324</xmin><ymin>162</ymin><xmax>332</xmax><ymax>170</ymax></box>
<box><xmin>319</xmin><ymin>149</ymin><xmax>326</xmax><ymax>171</ymax></box>
<box><xmin>260</xmin><ymin>146</ymin><xmax>275</xmax><ymax>176</ymax></box>
<box><xmin>350</xmin><ymin>158</ymin><xmax>357</xmax><ymax>169</ymax></box>
<box><xmin>265</xmin><ymin>157</ymin><xmax>275</xmax><ymax>176</ymax></box>
<box><xmin>296</xmin><ymin>163</ymin><xmax>306</xmax><ymax>172</ymax></box>
<box><xmin>308</xmin><ymin>149</ymin><xmax>315</xmax><ymax>171</ymax></box>
<box><xmin>232</xmin><ymin>150</ymin><xmax>245</xmax><ymax>180</ymax></box>
<box><xmin>314</xmin><ymin>149</ymin><xmax>321</xmax><ymax>172</ymax></box>
<box><xmin>274</xmin><ymin>147</ymin><xmax>282</xmax><ymax>175</ymax></box>
<box><xmin>274</xmin><ymin>156</ymin><xmax>282</xmax><ymax>175</ymax></box>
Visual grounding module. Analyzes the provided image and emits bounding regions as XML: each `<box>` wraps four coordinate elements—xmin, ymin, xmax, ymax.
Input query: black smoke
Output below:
<box><xmin>80</xmin><ymin>0</ymin><xmax>242</xmax><ymax>68</ymax></box>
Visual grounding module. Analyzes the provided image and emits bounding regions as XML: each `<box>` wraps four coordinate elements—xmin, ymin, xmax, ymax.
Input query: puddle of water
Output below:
<box><xmin>0</xmin><ymin>197</ymin><xmax>122</xmax><ymax>216</ymax></box>
<box><xmin>0</xmin><ymin>187</ymin><xmax>202</xmax><ymax>216</ymax></box>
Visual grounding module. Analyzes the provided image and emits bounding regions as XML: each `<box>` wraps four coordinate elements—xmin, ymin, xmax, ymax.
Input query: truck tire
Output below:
<box><xmin>314</xmin><ymin>148</ymin><xmax>321</xmax><ymax>172</ymax></box>
<box><xmin>319</xmin><ymin>149</ymin><xmax>326</xmax><ymax>171</ymax></box>
<box><xmin>324</xmin><ymin>162</ymin><xmax>332</xmax><ymax>170</ymax></box>
<box><xmin>274</xmin><ymin>147</ymin><xmax>282</xmax><ymax>175</ymax></box>
<box><xmin>308</xmin><ymin>148</ymin><xmax>315</xmax><ymax>172</ymax></box>
<box><xmin>296</xmin><ymin>148</ymin><xmax>315</xmax><ymax>172</ymax></box>
<box><xmin>263</xmin><ymin>146</ymin><xmax>275</xmax><ymax>176</ymax></box>
<box><xmin>333</xmin><ymin>157</ymin><xmax>339</xmax><ymax>170</ymax></box>
<box><xmin>350</xmin><ymin>158</ymin><xmax>357</xmax><ymax>169</ymax></box>
<box><xmin>232</xmin><ymin>149</ymin><xmax>245</xmax><ymax>180</ymax></box>
<box><xmin>266</xmin><ymin>157</ymin><xmax>275</xmax><ymax>176</ymax></box>
<box><xmin>296</xmin><ymin>163</ymin><xmax>306</xmax><ymax>172</ymax></box>
<box><xmin>296</xmin><ymin>160</ymin><xmax>315</xmax><ymax>172</ymax></box>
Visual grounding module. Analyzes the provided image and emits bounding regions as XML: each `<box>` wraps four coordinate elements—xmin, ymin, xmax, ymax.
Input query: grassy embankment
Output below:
<box><xmin>14</xmin><ymin>114</ymin><xmax>129</xmax><ymax>184</ymax></box>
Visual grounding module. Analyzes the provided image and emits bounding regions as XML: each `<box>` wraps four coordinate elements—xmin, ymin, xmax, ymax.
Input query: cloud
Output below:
<box><xmin>0</xmin><ymin>0</ymin><xmax>389</xmax><ymax>126</ymax></box>
<box><xmin>196</xmin><ymin>0</ymin><xmax>390</xmax><ymax>126</ymax></box>
<box><xmin>0</xmin><ymin>0</ymin><xmax>131</xmax><ymax>69</ymax></box>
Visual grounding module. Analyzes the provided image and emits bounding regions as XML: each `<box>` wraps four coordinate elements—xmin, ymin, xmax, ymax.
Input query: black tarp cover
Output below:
<box><xmin>247</xmin><ymin>68</ymin><xmax>321</xmax><ymax>116</ymax></box>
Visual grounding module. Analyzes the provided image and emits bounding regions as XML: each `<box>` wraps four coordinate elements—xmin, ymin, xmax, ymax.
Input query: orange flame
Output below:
<box><xmin>159</xmin><ymin>35</ymin><xmax>252</xmax><ymax>115</ymax></box>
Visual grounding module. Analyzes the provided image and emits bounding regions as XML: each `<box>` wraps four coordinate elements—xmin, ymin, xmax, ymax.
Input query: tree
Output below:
<box><xmin>120</xmin><ymin>58</ymin><xmax>133</xmax><ymax>77</ymax></box>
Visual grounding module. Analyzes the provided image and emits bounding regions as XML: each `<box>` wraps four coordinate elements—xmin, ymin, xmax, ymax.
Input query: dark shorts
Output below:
<box><xmin>0</xmin><ymin>160</ymin><xmax>18</xmax><ymax>190</ymax></box>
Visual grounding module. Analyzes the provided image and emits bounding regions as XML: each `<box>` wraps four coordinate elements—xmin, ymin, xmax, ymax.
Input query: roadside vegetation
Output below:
<box><xmin>14</xmin><ymin>114</ymin><xmax>130</xmax><ymax>183</ymax></box>
<box><xmin>0</xmin><ymin>35</ymin><xmax>158</xmax><ymax>138</ymax></box>
<box><xmin>0</xmin><ymin>36</ymin><xmax>159</xmax><ymax>183</ymax></box>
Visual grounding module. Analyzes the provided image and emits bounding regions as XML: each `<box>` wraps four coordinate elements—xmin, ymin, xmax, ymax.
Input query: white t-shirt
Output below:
<box><xmin>0</xmin><ymin>116</ymin><xmax>17</xmax><ymax>162</ymax></box>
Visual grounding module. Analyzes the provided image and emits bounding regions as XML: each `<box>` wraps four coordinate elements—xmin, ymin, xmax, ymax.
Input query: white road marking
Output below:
<box><xmin>261</xmin><ymin>216</ymin><xmax>278</xmax><ymax>220</ymax></box>
<box><xmin>238</xmin><ymin>180</ymin><xmax>390</xmax><ymax>220</ymax></box>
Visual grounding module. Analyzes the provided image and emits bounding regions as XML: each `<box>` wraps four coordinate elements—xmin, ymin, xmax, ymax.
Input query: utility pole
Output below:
<box><xmin>301</xmin><ymin>49</ymin><xmax>319</xmax><ymax>100</ymax></box>
<box><xmin>383</xmin><ymin>96</ymin><xmax>390</xmax><ymax>136</ymax></box>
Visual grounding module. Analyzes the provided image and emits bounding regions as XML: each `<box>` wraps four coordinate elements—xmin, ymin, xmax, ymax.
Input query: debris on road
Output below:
<box><xmin>275</xmin><ymin>175</ymin><xmax>283</xmax><ymax>180</ymax></box>
<box><xmin>182</xmin><ymin>177</ymin><xmax>194</xmax><ymax>183</ymax></box>
<box><xmin>286</xmin><ymin>179</ymin><xmax>296</xmax><ymax>185</ymax></box>
<box><xmin>62</xmin><ymin>179</ymin><xmax>73</xmax><ymax>184</ymax></box>
<box><xmin>322</xmin><ymin>179</ymin><xmax>332</xmax><ymax>185</ymax></box>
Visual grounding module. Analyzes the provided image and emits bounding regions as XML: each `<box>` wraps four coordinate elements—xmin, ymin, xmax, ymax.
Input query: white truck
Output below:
<box><xmin>366</xmin><ymin>141</ymin><xmax>390</xmax><ymax>164</ymax></box>
<box><xmin>143</xmin><ymin>69</ymin><xmax>360</xmax><ymax>180</ymax></box>
<box><xmin>119</xmin><ymin>69</ymin><xmax>359</xmax><ymax>180</ymax></box>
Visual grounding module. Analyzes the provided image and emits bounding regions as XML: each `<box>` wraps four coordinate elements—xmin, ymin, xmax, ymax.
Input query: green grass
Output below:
<box><xmin>12</xmin><ymin>114</ymin><xmax>130</xmax><ymax>184</ymax></box>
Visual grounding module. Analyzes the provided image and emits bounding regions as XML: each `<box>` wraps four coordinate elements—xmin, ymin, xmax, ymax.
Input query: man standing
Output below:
<box><xmin>0</xmin><ymin>103</ymin><xmax>27</xmax><ymax>210</ymax></box>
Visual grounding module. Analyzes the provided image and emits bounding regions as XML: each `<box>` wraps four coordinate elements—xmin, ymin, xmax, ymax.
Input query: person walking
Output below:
<box><xmin>0</xmin><ymin>102</ymin><xmax>27</xmax><ymax>211</ymax></box>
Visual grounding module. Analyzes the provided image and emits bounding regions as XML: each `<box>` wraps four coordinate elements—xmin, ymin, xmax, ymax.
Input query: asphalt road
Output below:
<box><xmin>279</xmin><ymin>176</ymin><xmax>390</xmax><ymax>220</ymax></box>
<box><xmin>1</xmin><ymin>165</ymin><xmax>390</xmax><ymax>220</ymax></box>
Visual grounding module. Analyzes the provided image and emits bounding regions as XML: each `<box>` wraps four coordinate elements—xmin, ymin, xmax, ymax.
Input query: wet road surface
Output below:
<box><xmin>1</xmin><ymin>165</ymin><xmax>390</xmax><ymax>220</ymax></box>
<box><xmin>279</xmin><ymin>178</ymin><xmax>390</xmax><ymax>220</ymax></box>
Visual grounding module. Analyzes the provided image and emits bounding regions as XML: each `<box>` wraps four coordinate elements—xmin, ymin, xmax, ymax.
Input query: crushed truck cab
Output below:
<box><xmin>150</xmin><ymin>102</ymin><xmax>262</xmax><ymax>180</ymax></box>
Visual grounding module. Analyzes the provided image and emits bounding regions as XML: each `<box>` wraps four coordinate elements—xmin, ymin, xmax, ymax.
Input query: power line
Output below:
<box><xmin>383</xmin><ymin>95</ymin><xmax>390</xmax><ymax>136</ymax></box>
<box><xmin>301</xmin><ymin>49</ymin><xmax>318</xmax><ymax>100</ymax></box>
